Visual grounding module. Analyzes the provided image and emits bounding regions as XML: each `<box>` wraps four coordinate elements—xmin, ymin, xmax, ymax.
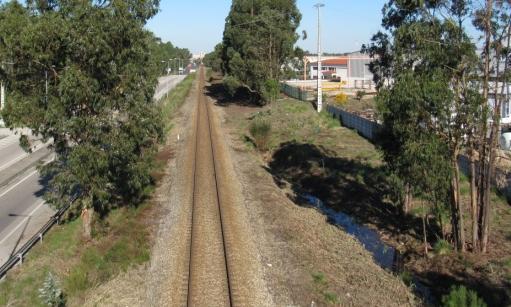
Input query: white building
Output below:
<box><xmin>306</xmin><ymin>52</ymin><xmax>375</xmax><ymax>89</ymax></box>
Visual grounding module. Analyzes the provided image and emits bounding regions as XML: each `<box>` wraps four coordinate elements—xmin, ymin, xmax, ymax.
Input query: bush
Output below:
<box><xmin>334</xmin><ymin>92</ymin><xmax>348</xmax><ymax>106</ymax></box>
<box><xmin>223</xmin><ymin>75</ymin><xmax>241</xmax><ymax>97</ymax></box>
<box><xmin>39</xmin><ymin>272</ymin><xmax>66</xmax><ymax>307</ymax></box>
<box><xmin>262</xmin><ymin>79</ymin><xmax>279</xmax><ymax>103</ymax></box>
<box><xmin>441</xmin><ymin>285</ymin><xmax>487</xmax><ymax>307</ymax></box>
<box><xmin>249</xmin><ymin>120</ymin><xmax>271</xmax><ymax>151</ymax></box>
<box><xmin>433</xmin><ymin>239</ymin><xmax>452</xmax><ymax>255</ymax></box>
<box><xmin>356</xmin><ymin>90</ymin><xmax>366</xmax><ymax>100</ymax></box>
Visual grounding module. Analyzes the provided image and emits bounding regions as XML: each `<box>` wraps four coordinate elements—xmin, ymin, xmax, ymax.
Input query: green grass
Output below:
<box><xmin>161</xmin><ymin>73</ymin><xmax>196</xmax><ymax>132</ymax></box>
<box><xmin>247</xmin><ymin>98</ymin><xmax>379</xmax><ymax>164</ymax></box>
<box><xmin>0</xmin><ymin>205</ymin><xmax>153</xmax><ymax>306</ymax></box>
<box><xmin>311</xmin><ymin>272</ymin><xmax>340</xmax><ymax>305</ymax></box>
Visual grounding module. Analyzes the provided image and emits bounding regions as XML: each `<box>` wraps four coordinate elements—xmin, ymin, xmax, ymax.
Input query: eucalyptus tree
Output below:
<box><xmin>221</xmin><ymin>0</ymin><xmax>301</xmax><ymax>103</ymax></box>
<box><xmin>364</xmin><ymin>0</ymin><xmax>483</xmax><ymax>252</ymax></box>
<box><xmin>472</xmin><ymin>0</ymin><xmax>511</xmax><ymax>253</ymax></box>
<box><xmin>0</xmin><ymin>0</ymin><xmax>163</xmax><ymax>238</ymax></box>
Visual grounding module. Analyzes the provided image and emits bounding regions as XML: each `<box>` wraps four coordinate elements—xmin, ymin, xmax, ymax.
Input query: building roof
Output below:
<box><xmin>310</xmin><ymin>58</ymin><xmax>348</xmax><ymax>66</ymax></box>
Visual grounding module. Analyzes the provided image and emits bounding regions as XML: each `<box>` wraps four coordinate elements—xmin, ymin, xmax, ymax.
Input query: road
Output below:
<box><xmin>0</xmin><ymin>135</ymin><xmax>29</xmax><ymax>172</ymax></box>
<box><xmin>0</xmin><ymin>75</ymin><xmax>186</xmax><ymax>266</ymax></box>
<box><xmin>154</xmin><ymin>75</ymin><xmax>187</xmax><ymax>101</ymax></box>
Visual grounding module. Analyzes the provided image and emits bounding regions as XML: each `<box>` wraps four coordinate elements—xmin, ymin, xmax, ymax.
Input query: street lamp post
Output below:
<box><xmin>1</xmin><ymin>61</ymin><xmax>14</xmax><ymax>111</ymax></box>
<box><xmin>0</xmin><ymin>80</ymin><xmax>4</xmax><ymax>110</ymax></box>
<box><xmin>314</xmin><ymin>3</ymin><xmax>325</xmax><ymax>112</ymax></box>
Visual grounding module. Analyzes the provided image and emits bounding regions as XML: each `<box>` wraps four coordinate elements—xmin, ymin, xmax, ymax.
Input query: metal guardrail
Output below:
<box><xmin>0</xmin><ymin>201</ymin><xmax>72</xmax><ymax>279</ymax></box>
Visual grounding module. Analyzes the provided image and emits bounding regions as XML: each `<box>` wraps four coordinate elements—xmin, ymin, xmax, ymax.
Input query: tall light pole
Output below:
<box><xmin>315</xmin><ymin>3</ymin><xmax>325</xmax><ymax>112</ymax></box>
<box><xmin>1</xmin><ymin>61</ymin><xmax>14</xmax><ymax>111</ymax></box>
<box><xmin>0</xmin><ymin>80</ymin><xmax>4</xmax><ymax>111</ymax></box>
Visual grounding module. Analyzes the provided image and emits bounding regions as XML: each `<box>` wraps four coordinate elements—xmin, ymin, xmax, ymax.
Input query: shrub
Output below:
<box><xmin>334</xmin><ymin>92</ymin><xmax>348</xmax><ymax>106</ymax></box>
<box><xmin>263</xmin><ymin>79</ymin><xmax>280</xmax><ymax>103</ymax></box>
<box><xmin>433</xmin><ymin>239</ymin><xmax>452</xmax><ymax>255</ymax></box>
<box><xmin>39</xmin><ymin>272</ymin><xmax>66</xmax><ymax>307</ymax></box>
<box><xmin>356</xmin><ymin>90</ymin><xmax>366</xmax><ymax>101</ymax></box>
<box><xmin>223</xmin><ymin>75</ymin><xmax>241</xmax><ymax>97</ymax></box>
<box><xmin>441</xmin><ymin>285</ymin><xmax>487</xmax><ymax>307</ymax></box>
<box><xmin>249</xmin><ymin>120</ymin><xmax>271</xmax><ymax>151</ymax></box>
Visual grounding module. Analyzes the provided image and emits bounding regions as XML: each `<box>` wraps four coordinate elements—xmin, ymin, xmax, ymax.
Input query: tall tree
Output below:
<box><xmin>472</xmin><ymin>0</ymin><xmax>511</xmax><ymax>253</ymax></box>
<box><xmin>364</xmin><ymin>0</ymin><xmax>483</xmax><ymax>252</ymax></box>
<box><xmin>221</xmin><ymin>0</ymin><xmax>301</xmax><ymax>103</ymax></box>
<box><xmin>0</xmin><ymin>0</ymin><xmax>163</xmax><ymax>238</ymax></box>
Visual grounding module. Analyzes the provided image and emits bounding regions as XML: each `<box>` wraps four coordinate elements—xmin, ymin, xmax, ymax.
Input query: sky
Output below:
<box><xmin>146</xmin><ymin>0</ymin><xmax>389</xmax><ymax>55</ymax></box>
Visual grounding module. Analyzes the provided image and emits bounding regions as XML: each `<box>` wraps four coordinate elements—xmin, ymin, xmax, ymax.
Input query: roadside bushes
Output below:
<box><xmin>249</xmin><ymin>119</ymin><xmax>271</xmax><ymax>152</ymax></box>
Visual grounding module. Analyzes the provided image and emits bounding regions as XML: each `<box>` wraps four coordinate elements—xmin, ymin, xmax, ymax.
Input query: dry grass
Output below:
<box><xmin>218</xmin><ymin>97</ymin><xmax>416</xmax><ymax>306</ymax></box>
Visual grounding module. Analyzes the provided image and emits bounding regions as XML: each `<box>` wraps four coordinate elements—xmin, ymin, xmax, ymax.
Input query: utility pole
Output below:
<box><xmin>315</xmin><ymin>3</ymin><xmax>325</xmax><ymax>112</ymax></box>
<box><xmin>303</xmin><ymin>57</ymin><xmax>308</xmax><ymax>81</ymax></box>
<box><xmin>45</xmin><ymin>70</ymin><xmax>48</xmax><ymax>104</ymax></box>
<box><xmin>0</xmin><ymin>81</ymin><xmax>4</xmax><ymax>110</ymax></box>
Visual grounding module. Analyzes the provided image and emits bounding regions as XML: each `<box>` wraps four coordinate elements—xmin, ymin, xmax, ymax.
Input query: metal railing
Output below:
<box><xmin>0</xmin><ymin>201</ymin><xmax>72</xmax><ymax>279</ymax></box>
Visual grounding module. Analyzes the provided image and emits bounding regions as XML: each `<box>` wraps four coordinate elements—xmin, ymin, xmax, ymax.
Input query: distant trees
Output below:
<box><xmin>221</xmin><ymin>0</ymin><xmax>302</xmax><ymax>103</ymax></box>
<box><xmin>0</xmin><ymin>0</ymin><xmax>164</xmax><ymax>238</ymax></box>
<box><xmin>365</xmin><ymin>0</ymin><xmax>510</xmax><ymax>253</ymax></box>
<box><xmin>203</xmin><ymin>43</ymin><xmax>224</xmax><ymax>73</ymax></box>
<box><xmin>149</xmin><ymin>35</ymin><xmax>192</xmax><ymax>76</ymax></box>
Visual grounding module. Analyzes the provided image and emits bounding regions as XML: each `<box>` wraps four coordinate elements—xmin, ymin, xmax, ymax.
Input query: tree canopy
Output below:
<box><xmin>221</xmin><ymin>0</ymin><xmax>302</xmax><ymax>103</ymax></box>
<box><xmin>364</xmin><ymin>0</ymin><xmax>486</xmax><ymax>252</ymax></box>
<box><xmin>0</xmin><ymin>0</ymin><xmax>165</xmax><ymax>237</ymax></box>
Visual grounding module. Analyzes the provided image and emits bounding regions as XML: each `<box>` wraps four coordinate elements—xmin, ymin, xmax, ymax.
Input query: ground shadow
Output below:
<box><xmin>265</xmin><ymin>141</ymin><xmax>510</xmax><ymax>306</ymax></box>
<box><xmin>204</xmin><ymin>81</ymin><xmax>263</xmax><ymax>107</ymax></box>
<box><xmin>414</xmin><ymin>270</ymin><xmax>510</xmax><ymax>306</ymax></box>
<box><xmin>265</xmin><ymin>141</ymin><xmax>436</xmax><ymax>242</ymax></box>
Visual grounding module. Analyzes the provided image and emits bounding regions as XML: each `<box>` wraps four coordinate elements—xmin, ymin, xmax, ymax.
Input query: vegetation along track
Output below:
<box><xmin>182</xmin><ymin>66</ymin><xmax>234</xmax><ymax>306</ymax></box>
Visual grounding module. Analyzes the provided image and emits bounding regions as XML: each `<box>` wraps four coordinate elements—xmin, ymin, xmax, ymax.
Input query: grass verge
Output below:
<box><xmin>0</xmin><ymin>205</ymin><xmax>153</xmax><ymax>306</ymax></box>
<box><xmin>161</xmin><ymin>73</ymin><xmax>196</xmax><ymax>133</ymax></box>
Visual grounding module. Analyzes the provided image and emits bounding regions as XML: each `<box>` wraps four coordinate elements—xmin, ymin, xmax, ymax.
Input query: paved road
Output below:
<box><xmin>0</xmin><ymin>168</ymin><xmax>53</xmax><ymax>264</ymax></box>
<box><xmin>0</xmin><ymin>135</ymin><xmax>29</xmax><ymax>173</ymax></box>
<box><xmin>0</xmin><ymin>75</ymin><xmax>187</xmax><ymax>266</ymax></box>
<box><xmin>154</xmin><ymin>75</ymin><xmax>187</xmax><ymax>101</ymax></box>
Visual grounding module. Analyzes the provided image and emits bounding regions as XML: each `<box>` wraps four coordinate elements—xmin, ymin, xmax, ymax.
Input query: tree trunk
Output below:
<box><xmin>450</xmin><ymin>155</ymin><xmax>465</xmax><ymax>252</ymax></box>
<box><xmin>81</xmin><ymin>207</ymin><xmax>94</xmax><ymax>240</ymax></box>
<box><xmin>421</xmin><ymin>201</ymin><xmax>428</xmax><ymax>256</ymax></box>
<box><xmin>469</xmin><ymin>150</ymin><xmax>479</xmax><ymax>251</ymax></box>
<box><xmin>477</xmin><ymin>0</ymin><xmax>493</xmax><ymax>252</ymax></box>
<box><xmin>403</xmin><ymin>182</ymin><xmax>411</xmax><ymax>214</ymax></box>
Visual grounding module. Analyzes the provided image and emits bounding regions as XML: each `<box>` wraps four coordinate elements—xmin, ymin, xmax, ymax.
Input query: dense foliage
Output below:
<box><xmin>221</xmin><ymin>0</ymin><xmax>302</xmax><ymax>103</ymax></box>
<box><xmin>203</xmin><ymin>43</ymin><xmax>224</xmax><ymax>73</ymax></box>
<box><xmin>0</xmin><ymin>0</ymin><xmax>164</xmax><ymax>237</ymax></box>
<box><xmin>365</xmin><ymin>0</ymin><xmax>510</xmax><ymax>253</ymax></box>
<box><xmin>149</xmin><ymin>35</ymin><xmax>192</xmax><ymax>76</ymax></box>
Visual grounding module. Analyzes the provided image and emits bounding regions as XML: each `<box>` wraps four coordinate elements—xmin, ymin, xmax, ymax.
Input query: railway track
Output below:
<box><xmin>184</xmin><ymin>66</ymin><xmax>233</xmax><ymax>306</ymax></box>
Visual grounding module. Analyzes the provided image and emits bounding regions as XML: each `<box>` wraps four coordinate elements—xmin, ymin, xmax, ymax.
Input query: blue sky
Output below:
<box><xmin>146</xmin><ymin>0</ymin><xmax>388</xmax><ymax>55</ymax></box>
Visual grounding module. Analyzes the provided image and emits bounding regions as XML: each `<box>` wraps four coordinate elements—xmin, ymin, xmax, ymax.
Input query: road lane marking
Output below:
<box><xmin>0</xmin><ymin>169</ymin><xmax>39</xmax><ymax>200</ymax></box>
<box><xmin>0</xmin><ymin>152</ymin><xmax>29</xmax><ymax>172</ymax></box>
<box><xmin>0</xmin><ymin>200</ymin><xmax>46</xmax><ymax>245</ymax></box>
<box><xmin>0</xmin><ymin>142</ymin><xmax>49</xmax><ymax>173</ymax></box>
